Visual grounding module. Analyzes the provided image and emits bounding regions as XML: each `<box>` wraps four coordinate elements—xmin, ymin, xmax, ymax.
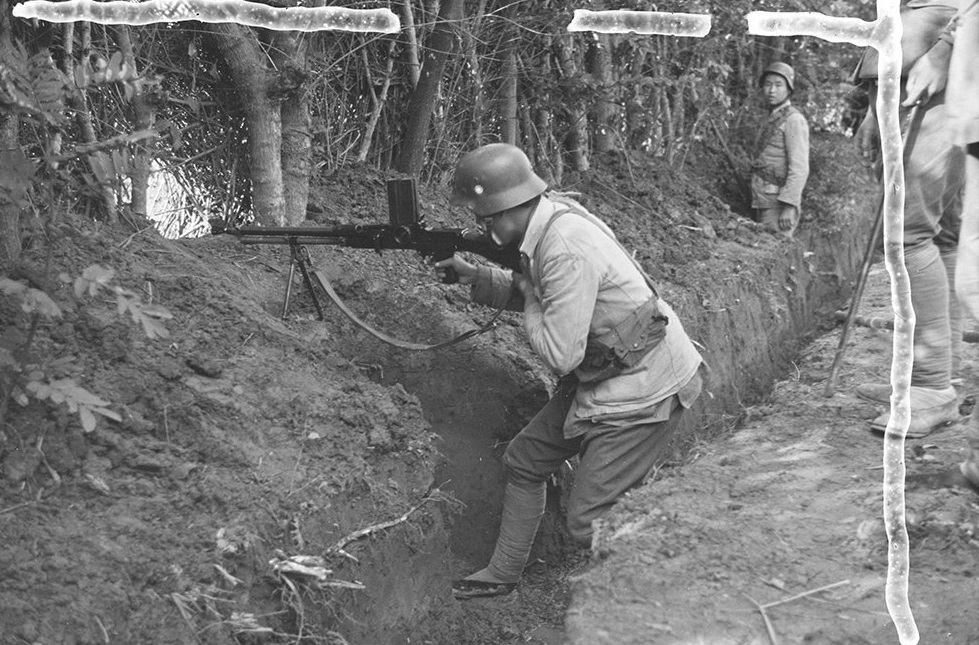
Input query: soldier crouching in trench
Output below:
<box><xmin>435</xmin><ymin>143</ymin><xmax>704</xmax><ymax>598</ymax></box>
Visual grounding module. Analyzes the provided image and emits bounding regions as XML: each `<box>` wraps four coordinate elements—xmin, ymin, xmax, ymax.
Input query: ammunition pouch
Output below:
<box><xmin>579</xmin><ymin>298</ymin><xmax>668</xmax><ymax>382</ymax></box>
<box><xmin>750</xmin><ymin>164</ymin><xmax>785</xmax><ymax>189</ymax></box>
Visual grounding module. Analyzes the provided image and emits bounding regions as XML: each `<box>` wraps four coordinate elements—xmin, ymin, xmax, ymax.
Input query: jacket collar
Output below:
<box><xmin>518</xmin><ymin>195</ymin><xmax>557</xmax><ymax>259</ymax></box>
<box><xmin>769</xmin><ymin>99</ymin><xmax>793</xmax><ymax>116</ymax></box>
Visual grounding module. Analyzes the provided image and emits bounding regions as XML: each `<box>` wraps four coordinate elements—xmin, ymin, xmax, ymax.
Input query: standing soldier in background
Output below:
<box><xmin>902</xmin><ymin>0</ymin><xmax>979</xmax><ymax>488</ymax></box>
<box><xmin>436</xmin><ymin>143</ymin><xmax>704</xmax><ymax>598</ymax></box>
<box><xmin>750</xmin><ymin>61</ymin><xmax>811</xmax><ymax>238</ymax></box>
<box><xmin>850</xmin><ymin>0</ymin><xmax>966</xmax><ymax>438</ymax></box>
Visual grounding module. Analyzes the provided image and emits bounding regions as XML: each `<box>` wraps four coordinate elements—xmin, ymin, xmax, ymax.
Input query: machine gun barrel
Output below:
<box><xmin>211</xmin><ymin>221</ymin><xmax>523</xmax><ymax>274</ymax></box>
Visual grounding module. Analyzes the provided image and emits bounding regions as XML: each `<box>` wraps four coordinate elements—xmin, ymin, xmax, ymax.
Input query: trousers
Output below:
<box><xmin>502</xmin><ymin>378</ymin><xmax>684</xmax><ymax>545</ymax></box>
<box><xmin>958</xmin><ymin>147</ymin><xmax>979</xmax><ymax>479</ymax></box>
<box><xmin>899</xmin><ymin>92</ymin><xmax>965</xmax><ymax>389</ymax></box>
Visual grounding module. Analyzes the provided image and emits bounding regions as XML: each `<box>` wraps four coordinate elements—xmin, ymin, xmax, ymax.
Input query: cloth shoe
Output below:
<box><xmin>451</xmin><ymin>578</ymin><xmax>517</xmax><ymax>599</ymax></box>
<box><xmin>451</xmin><ymin>481</ymin><xmax>545</xmax><ymax>600</ymax></box>
<box><xmin>868</xmin><ymin>385</ymin><xmax>960</xmax><ymax>439</ymax></box>
<box><xmin>856</xmin><ymin>382</ymin><xmax>892</xmax><ymax>404</ymax></box>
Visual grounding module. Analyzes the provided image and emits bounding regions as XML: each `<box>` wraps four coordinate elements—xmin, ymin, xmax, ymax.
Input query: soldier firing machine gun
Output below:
<box><xmin>211</xmin><ymin>178</ymin><xmax>521</xmax><ymax>350</ymax></box>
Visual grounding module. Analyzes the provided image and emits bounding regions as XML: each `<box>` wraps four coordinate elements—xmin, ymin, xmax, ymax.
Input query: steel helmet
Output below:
<box><xmin>760</xmin><ymin>62</ymin><xmax>795</xmax><ymax>92</ymax></box>
<box><xmin>450</xmin><ymin>143</ymin><xmax>548</xmax><ymax>217</ymax></box>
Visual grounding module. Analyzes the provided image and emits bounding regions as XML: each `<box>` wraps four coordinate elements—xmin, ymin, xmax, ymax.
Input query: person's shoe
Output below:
<box><xmin>868</xmin><ymin>386</ymin><xmax>960</xmax><ymax>439</ymax></box>
<box><xmin>452</xmin><ymin>578</ymin><xmax>517</xmax><ymax>599</ymax></box>
<box><xmin>856</xmin><ymin>382</ymin><xmax>892</xmax><ymax>404</ymax></box>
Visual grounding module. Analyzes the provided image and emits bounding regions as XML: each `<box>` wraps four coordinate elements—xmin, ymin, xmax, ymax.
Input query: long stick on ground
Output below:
<box><xmin>832</xmin><ymin>311</ymin><xmax>979</xmax><ymax>343</ymax></box>
<box><xmin>760</xmin><ymin>579</ymin><xmax>850</xmax><ymax>610</ymax></box>
<box><xmin>823</xmin><ymin>103</ymin><xmax>921</xmax><ymax>397</ymax></box>
<box><xmin>823</xmin><ymin>192</ymin><xmax>885</xmax><ymax>397</ymax></box>
<box><xmin>747</xmin><ymin>595</ymin><xmax>779</xmax><ymax>645</ymax></box>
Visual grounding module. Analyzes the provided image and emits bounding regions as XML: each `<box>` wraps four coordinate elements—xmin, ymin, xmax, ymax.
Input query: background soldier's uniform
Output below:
<box><xmin>751</xmin><ymin>102</ymin><xmax>810</xmax><ymax>235</ymax></box>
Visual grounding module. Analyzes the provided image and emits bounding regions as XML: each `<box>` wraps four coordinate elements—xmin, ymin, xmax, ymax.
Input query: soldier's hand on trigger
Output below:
<box><xmin>435</xmin><ymin>255</ymin><xmax>478</xmax><ymax>285</ymax></box>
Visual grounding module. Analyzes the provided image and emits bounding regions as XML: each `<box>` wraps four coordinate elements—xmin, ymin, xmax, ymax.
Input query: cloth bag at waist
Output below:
<box><xmin>579</xmin><ymin>296</ymin><xmax>668</xmax><ymax>382</ymax></box>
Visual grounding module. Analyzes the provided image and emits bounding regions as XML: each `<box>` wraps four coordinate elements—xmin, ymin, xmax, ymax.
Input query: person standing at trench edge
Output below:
<box><xmin>750</xmin><ymin>61</ymin><xmax>811</xmax><ymax>238</ymax></box>
<box><xmin>850</xmin><ymin>0</ymin><xmax>966</xmax><ymax>439</ymax></box>
<box><xmin>435</xmin><ymin>143</ymin><xmax>704</xmax><ymax>598</ymax></box>
<box><xmin>900</xmin><ymin>0</ymin><xmax>979</xmax><ymax>489</ymax></box>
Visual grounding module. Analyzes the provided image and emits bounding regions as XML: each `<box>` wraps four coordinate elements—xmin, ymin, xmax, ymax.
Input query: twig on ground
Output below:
<box><xmin>328</xmin><ymin>497</ymin><xmax>430</xmax><ymax>554</ymax></box>
<box><xmin>747</xmin><ymin>594</ymin><xmax>779</xmax><ymax>645</ymax></box>
<box><xmin>0</xmin><ymin>501</ymin><xmax>35</xmax><ymax>515</ymax></box>
<box><xmin>760</xmin><ymin>580</ymin><xmax>850</xmax><ymax>610</ymax></box>
<box><xmin>94</xmin><ymin>615</ymin><xmax>110</xmax><ymax>644</ymax></box>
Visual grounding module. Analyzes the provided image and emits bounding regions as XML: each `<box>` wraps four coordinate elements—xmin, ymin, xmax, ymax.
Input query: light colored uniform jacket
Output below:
<box><xmin>470</xmin><ymin>195</ymin><xmax>702</xmax><ymax>438</ymax></box>
<box><xmin>751</xmin><ymin>102</ymin><xmax>810</xmax><ymax>211</ymax></box>
<box><xmin>944</xmin><ymin>1</ymin><xmax>979</xmax><ymax>145</ymax></box>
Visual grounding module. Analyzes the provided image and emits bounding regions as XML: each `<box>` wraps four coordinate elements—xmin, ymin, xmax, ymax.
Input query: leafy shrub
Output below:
<box><xmin>0</xmin><ymin>265</ymin><xmax>171</xmax><ymax>434</ymax></box>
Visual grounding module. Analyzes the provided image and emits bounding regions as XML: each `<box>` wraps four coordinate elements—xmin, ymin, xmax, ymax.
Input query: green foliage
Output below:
<box><xmin>0</xmin><ymin>265</ymin><xmax>172</xmax><ymax>435</ymax></box>
<box><xmin>24</xmin><ymin>375</ymin><xmax>122</xmax><ymax>433</ymax></box>
<box><xmin>70</xmin><ymin>264</ymin><xmax>173</xmax><ymax>340</ymax></box>
<box><xmin>0</xmin><ymin>42</ymin><xmax>70</xmax><ymax>127</ymax></box>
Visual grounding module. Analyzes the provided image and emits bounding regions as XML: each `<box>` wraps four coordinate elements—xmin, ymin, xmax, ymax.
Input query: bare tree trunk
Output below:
<box><xmin>518</xmin><ymin>96</ymin><xmax>535</xmax><ymax>163</ymax></box>
<box><xmin>0</xmin><ymin>0</ymin><xmax>20</xmax><ymax>265</ymax></box>
<box><xmin>671</xmin><ymin>78</ymin><xmax>685</xmax><ymax>163</ymax></box>
<box><xmin>272</xmin><ymin>32</ymin><xmax>311</xmax><ymax>226</ymax></box>
<box><xmin>591</xmin><ymin>34</ymin><xmax>614</xmax><ymax>154</ymax></box>
<box><xmin>661</xmin><ymin>85</ymin><xmax>674</xmax><ymax>164</ymax></box>
<box><xmin>461</xmin><ymin>24</ymin><xmax>484</xmax><ymax>144</ymax></box>
<box><xmin>536</xmin><ymin>107</ymin><xmax>561</xmax><ymax>186</ymax></box>
<box><xmin>395</xmin><ymin>0</ymin><xmax>463</xmax><ymax>176</ymax></box>
<box><xmin>553</xmin><ymin>34</ymin><xmax>588</xmax><ymax>171</ymax></box>
<box><xmin>209</xmin><ymin>23</ymin><xmax>284</xmax><ymax>226</ymax></box>
<box><xmin>114</xmin><ymin>25</ymin><xmax>154</xmax><ymax>222</ymax></box>
<box><xmin>401</xmin><ymin>0</ymin><xmax>421</xmax><ymax>88</ymax></box>
<box><xmin>500</xmin><ymin>48</ymin><xmax>517</xmax><ymax>145</ymax></box>
<box><xmin>357</xmin><ymin>39</ymin><xmax>396</xmax><ymax>163</ymax></box>
<box><xmin>625</xmin><ymin>44</ymin><xmax>647</xmax><ymax>149</ymax></box>
<box><xmin>67</xmin><ymin>22</ymin><xmax>118</xmax><ymax>222</ymax></box>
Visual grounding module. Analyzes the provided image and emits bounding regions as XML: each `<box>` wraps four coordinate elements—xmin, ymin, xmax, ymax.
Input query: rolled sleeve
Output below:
<box><xmin>470</xmin><ymin>265</ymin><xmax>523</xmax><ymax>311</ymax></box>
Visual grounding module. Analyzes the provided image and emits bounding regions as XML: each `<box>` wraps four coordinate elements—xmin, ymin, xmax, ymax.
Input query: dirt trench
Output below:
<box><xmin>308</xmin><ymin>139</ymin><xmax>880</xmax><ymax>643</ymax></box>
<box><xmin>0</xmin><ymin>137</ymin><xmax>885</xmax><ymax>645</ymax></box>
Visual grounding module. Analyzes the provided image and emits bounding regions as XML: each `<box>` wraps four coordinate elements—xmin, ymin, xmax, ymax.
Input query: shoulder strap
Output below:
<box><xmin>538</xmin><ymin>202</ymin><xmax>660</xmax><ymax>298</ymax></box>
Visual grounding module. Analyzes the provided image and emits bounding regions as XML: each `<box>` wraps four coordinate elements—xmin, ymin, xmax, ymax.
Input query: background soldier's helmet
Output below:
<box><xmin>760</xmin><ymin>62</ymin><xmax>795</xmax><ymax>92</ymax></box>
<box><xmin>450</xmin><ymin>143</ymin><xmax>548</xmax><ymax>217</ymax></box>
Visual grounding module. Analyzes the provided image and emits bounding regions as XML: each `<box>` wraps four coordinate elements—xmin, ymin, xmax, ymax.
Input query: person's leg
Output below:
<box><xmin>862</xmin><ymin>97</ymin><xmax>961</xmax><ymax>436</ymax></box>
<box><xmin>868</xmin><ymin>240</ymin><xmax>959</xmax><ymax>436</ymax></box>
<box><xmin>906</xmin><ymin>240</ymin><xmax>952</xmax><ymax>390</ymax></box>
<box><xmin>939</xmin><ymin>245</ymin><xmax>963</xmax><ymax>384</ymax></box>
<box><xmin>566</xmin><ymin>399</ymin><xmax>685</xmax><ymax>546</ymax></box>
<box><xmin>957</xmin><ymin>145</ymin><xmax>979</xmax><ymax>486</ymax></box>
<box><xmin>956</xmin><ymin>146</ymin><xmax>979</xmax><ymax>325</ymax></box>
<box><xmin>455</xmin><ymin>379</ymin><xmax>579</xmax><ymax>593</ymax></box>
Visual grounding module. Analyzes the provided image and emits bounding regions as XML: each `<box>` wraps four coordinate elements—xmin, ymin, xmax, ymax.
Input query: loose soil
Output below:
<box><xmin>2</xmin><ymin>135</ymin><xmax>975</xmax><ymax>645</ymax></box>
<box><xmin>567</xmin><ymin>264</ymin><xmax>979</xmax><ymax>644</ymax></box>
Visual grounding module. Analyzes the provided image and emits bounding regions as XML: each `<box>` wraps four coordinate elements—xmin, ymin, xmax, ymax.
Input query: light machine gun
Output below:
<box><xmin>211</xmin><ymin>178</ymin><xmax>520</xmax><ymax>350</ymax></box>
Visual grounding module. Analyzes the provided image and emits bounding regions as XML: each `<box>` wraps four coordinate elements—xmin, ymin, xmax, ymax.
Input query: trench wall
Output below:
<box><xmin>669</xmin><ymin>138</ymin><xmax>876</xmax><ymax>441</ymax></box>
<box><xmin>324</xmin><ymin>135</ymin><xmax>877</xmax><ymax>643</ymax></box>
